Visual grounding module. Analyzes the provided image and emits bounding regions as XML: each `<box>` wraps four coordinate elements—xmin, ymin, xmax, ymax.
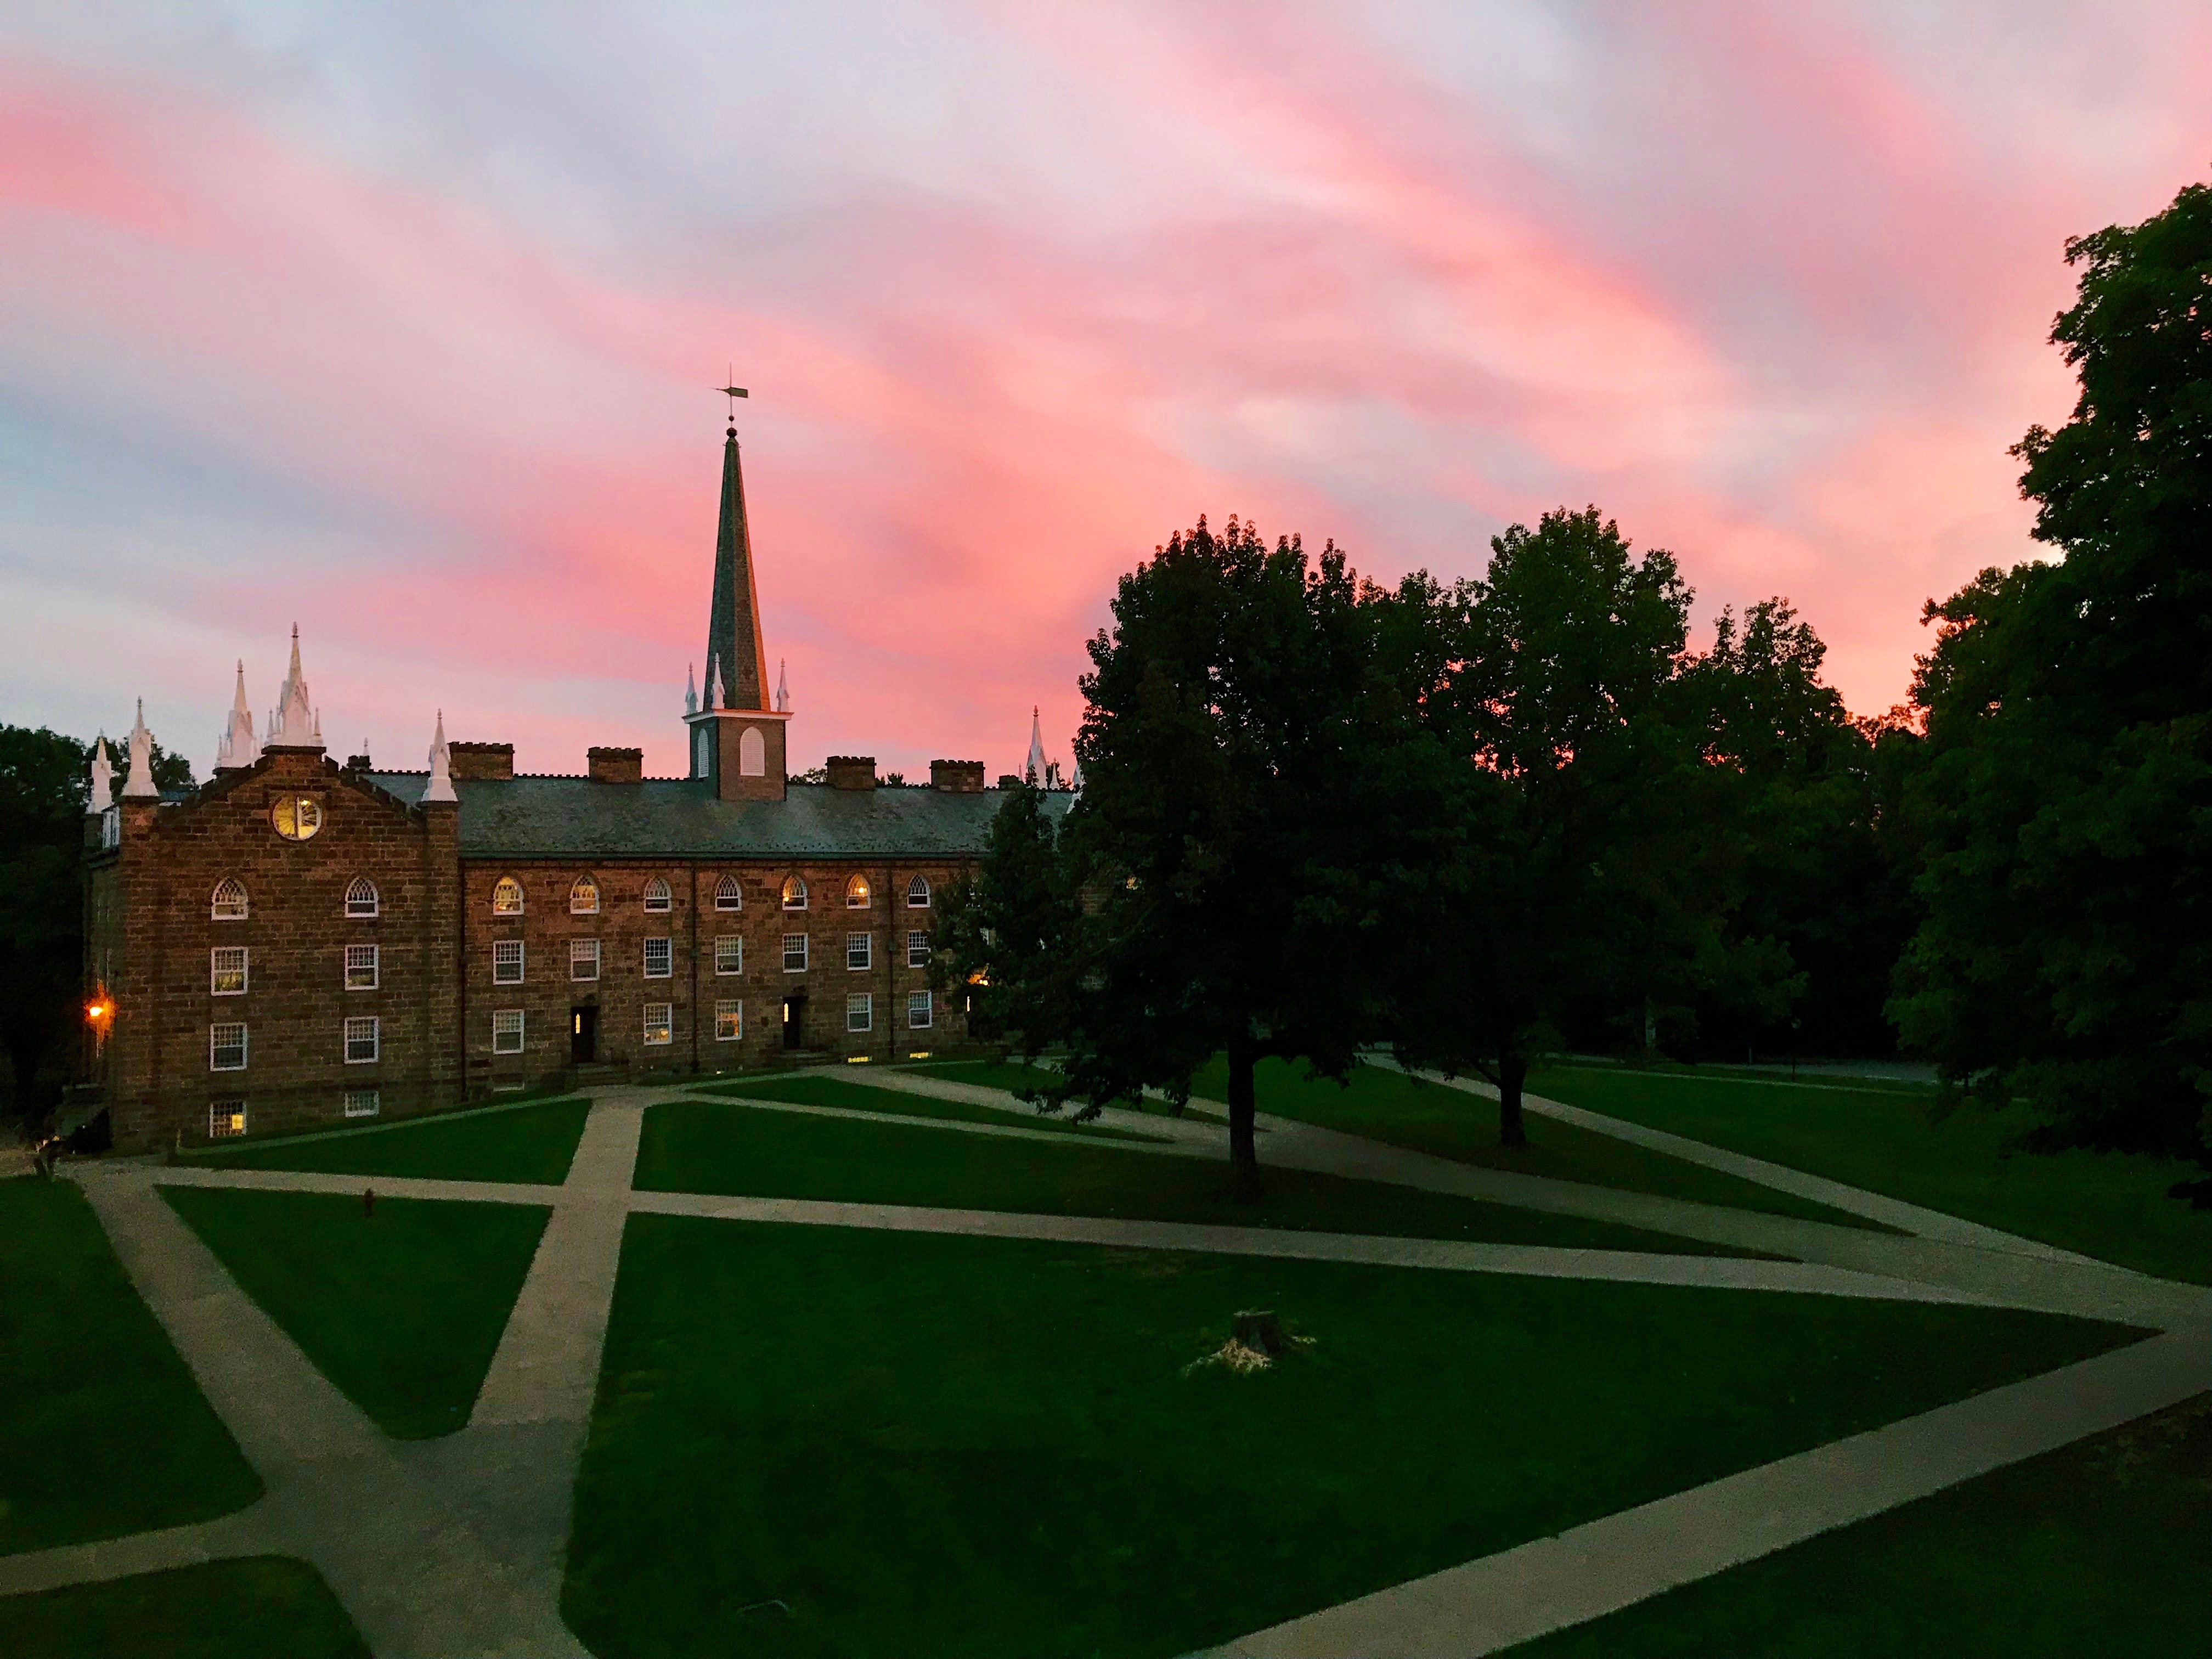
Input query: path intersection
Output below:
<box><xmin>4</xmin><ymin>1066</ymin><xmax>2207</xmax><ymax>1657</ymax></box>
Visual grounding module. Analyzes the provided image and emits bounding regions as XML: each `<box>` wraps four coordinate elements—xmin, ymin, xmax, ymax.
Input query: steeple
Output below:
<box><xmin>1025</xmin><ymin>706</ymin><xmax>1048</xmax><ymax>788</ymax></box>
<box><xmin>89</xmin><ymin>734</ymin><xmax>114</xmax><ymax>811</ymax></box>
<box><xmin>268</xmin><ymin>624</ymin><xmax>322</xmax><ymax>750</ymax></box>
<box><xmin>704</xmin><ymin>424</ymin><xmax>770</xmax><ymax>711</ymax></box>
<box><xmin>216</xmin><ymin>660</ymin><xmax>259</xmax><ymax>771</ymax></box>
<box><xmin>121</xmin><ymin>699</ymin><xmax>158</xmax><ymax>798</ymax></box>
<box><xmin>421</xmin><ymin>710</ymin><xmax>456</xmax><ymax>804</ymax></box>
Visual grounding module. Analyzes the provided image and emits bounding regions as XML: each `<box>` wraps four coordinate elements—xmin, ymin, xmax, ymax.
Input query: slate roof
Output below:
<box><xmin>363</xmin><ymin>774</ymin><xmax>1070</xmax><ymax>860</ymax></box>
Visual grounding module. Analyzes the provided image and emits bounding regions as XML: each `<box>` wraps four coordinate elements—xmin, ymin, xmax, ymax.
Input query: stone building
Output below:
<box><xmin>83</xmin><ymin>421</ymin><xmax>1069</xmax><ymax>1151</ymax></box>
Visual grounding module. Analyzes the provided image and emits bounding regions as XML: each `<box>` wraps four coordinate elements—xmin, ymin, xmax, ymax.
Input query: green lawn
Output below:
<box><xmin>922</xmin><ymin>1059</ymin><xmax>1234</xmax><ymax>1124</ymax></box>
<box><xmin>1528</xmin><ymin>1065</ymin><xmax>2212</xmax><ymax>1283</ymax></box>
<box><xmin>0</xmin><ymin>1556</ymin><xmax>368</xmax><ymax>1659</ymax></box>
<box><xmin>692</xmin><ymin>1073</ymin><xmax>1165</xmax><ymax>1142</ymax></box>
<box><xmin>1181</xmin><ymin>1057</ymin><xmax>1886</xmax><ymax>1232</ymax></box>
<box><xmin>1507</xmin><ymin>1393</ymin><xmax>2212</xmax><ymax>1658</ymax></box>
<box><xmin>635</xmin><ymin>1100</ymin><xmax>1757</xmax><ymax>1255</ymax></box>
<box><xmin>183</xmin><ymin>1098</ymin><xmax>590</xmax><ymax>1186</ymax></box>
<box><xmin>0</xmin><ymin>1179</ymin><xmax>259</xmax><ymax>1555</ymax></box>
<box><xmin>564</xmin><ymin>1217</ymin><xmax>2137</xmax><ymax>1659</ymax></box>
<box><xmin>161</xmin><ymin>1188</ymin><xmax>548</xmax><ymax>1438</ymax></box>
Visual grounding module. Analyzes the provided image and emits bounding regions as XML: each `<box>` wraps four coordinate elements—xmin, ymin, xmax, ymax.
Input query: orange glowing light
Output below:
<box><xmin>85</xmin><ymin>1002</ymin><xmax>108</xmax><ymax>1020</ymax></box>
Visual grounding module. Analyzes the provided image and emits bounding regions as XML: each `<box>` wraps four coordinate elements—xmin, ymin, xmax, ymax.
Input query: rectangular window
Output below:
<box><xmin>644</xmin><ymin>936</ymin><xmax>673</xmax><ymax>979</ymax></box>
<box><xmin>906</xmin><ymin>930</ymin><xmax>930</xmax><ymax>969</ymax></box>
<box><xmin>907</xmin><ymin>990</ymin><xmax>933</xmax><ymax>1029</ymax></box>
<box><xmin>783</xmin><ymin>933</ymin><xmax>808</xmax><ymax>972</ymax></box>
<box><xmin>715</xmin><ymin>998</ymin><xmax>742</xmax><ymax>1041</ymax></box>
<box><xmin>209</xmin><ymin>1023</ymin><xmax>247</xmax><ymax>1072</ymax></box>
<box><xmin>493</xmin><ymin>938</ymin><xmax>524</xmax><ymax>984</ymax></box>
<box><xmin>343</xmin><ymin>1088</ymin><xmax>380</xmax><ymax>1119</ymax></box>
<box><xmin>847</xmin><ymin>992</ymin><xmax>872</xmax><ymax>1032</ymax></box>
<box><xmin>493</xmin><ymin>1009</ymin><xmax>524</xmax><ymax>1054</ymax></box>
<box><xmin>210</xmin><ymin>946</ymin><xmax>248</xmax><ymax>996</ymax></box>
<box><xmin>715</xmin><ymin>935</ymin><xmax>743</xmax><ymax>975</ymax></box>
<box><xmin>571</xmin><ymin>939</ymin><xmax>600</xmax><ymax>980</ymax></box>
<box><xmin>847</xmin><ymin>932</ymin><xmax>872</xmax><ymax>970</ymax></box>
<box><xmin>208</xmin><ymin>1101</ymin><xmax>246</xmax><ymax>1138</ymax></box>
<box><xmin>345</xmin><ymin>943</ymin><xmax>379</xmax><ymax>991</ymax></box>
<box><xmin>344</xmin><ymin>1015</ymin><xmax>380</xmax><ymax>1064</ymax></box>
<box><xmin>643</xmin><ymin>1002</ymin><xmax>673</xmax><ymax>1046</ymax></box>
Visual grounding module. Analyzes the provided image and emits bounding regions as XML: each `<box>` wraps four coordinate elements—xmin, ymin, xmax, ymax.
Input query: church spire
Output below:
<box><xmin>704</xmin><ymin>421</ymin><xmax>770</xmax><ymax>712</ymax></box>
<box><xmin>1025</xmin><ymin>706</ymin><xmax>1048</xmax><ymax>788</ymax></box>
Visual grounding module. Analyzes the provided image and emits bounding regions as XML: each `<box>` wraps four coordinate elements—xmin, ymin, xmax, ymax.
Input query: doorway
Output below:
<box><xmin>571</xmin><ymin>1005</ymin><xmax>598</xmax><ymax>1064</ymax></box>
<box><xmin>782</xmin><ymin>993</ymin><xmax>806</xmax><ymax>1052</ymax></box>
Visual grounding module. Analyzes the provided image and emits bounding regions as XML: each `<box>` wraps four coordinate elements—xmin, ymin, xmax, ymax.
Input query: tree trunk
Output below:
<box><xmin>1226</xmin><ymin>1036</ymin><xmax>1262</xmax><ymax>1199</ymax></box>
<box><xmin>1498</xmin><ymin>1047</ymin><xmax>1528</xmax><ymax>1149</ymax></box>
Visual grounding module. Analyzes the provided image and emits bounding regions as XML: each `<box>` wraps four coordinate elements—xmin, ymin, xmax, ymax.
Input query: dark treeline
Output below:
<box><xmin>935</xmin><ymin>179</ymin><xmax>2212</xmax><ymax>1203</ymax></box>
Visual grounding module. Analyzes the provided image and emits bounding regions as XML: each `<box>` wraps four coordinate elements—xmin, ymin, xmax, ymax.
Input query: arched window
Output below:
<box><xmin>714</xmin><ymin>875</ymin><xmax>743</xmax><ymax>911</ymax></box>
<box><xmin>781</xmin><ymin>876</ymin><xmax>808</xmax><ymax>911</ymax></box>
<box><xmin>845</xmin><ymin>873</ymin><xmax>872</xmax><ymax>909</ymax></box>
<box><xmin>906</xmin><ymin>875</ymin><xmax>931</xmax><ymax>909</ymax></box>
<box><xmin>642</xmin><ymin>877</ymin><xmax>672</xmax><ymax>914</ymax></box>
<box><xmin>570</xmin><ymin>876</ymin><xmax>600</xmax><ymax>915</ymax></box>
<box><xmin>345</xmin><ymin>877</ymin><xmax>379</xmax><ymax>918</ymax></box>
<box><xmin>492</xmin><ymin>876</ymin><xmax>524</xmax><ymax>915</ymax></box>
<box><xmin>739</xmin><ymin>726</ymin><xmax>765</xmax><ymax>777</ymax></box>
<box><xmin>210</xmin><ymin>878</ymin><xmax>249</xmax><ymax>922</ymax></box>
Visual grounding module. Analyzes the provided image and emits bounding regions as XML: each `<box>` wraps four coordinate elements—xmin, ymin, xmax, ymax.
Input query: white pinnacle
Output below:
<box><xmin>217</xmin><ymin>659</ymin><xmax>260</xmax><ymax>770</ymax></box>
<box><xmin>421</xmin><ymin>709</ymin><xmax>457</xmax><ymax>804</ymax></box>
<box><xmin>268</xmin><ymin>624</ymin><xmax>322</xmax><ymax>749</ymax></box>
<box><xmin>703</xmin><ymin>653</ymin><xmax>722</xmax><ymax>714</ymax></box>
<box><xmin>684</xmin><ymin>663</ymin><xmax>698</xmax><ymax>718</ymax></box>
<box><xmin>1025</xmin><ymin>705</ymin><xmax>1048</xmax><ymax>788</ymax></box>
<box><xmin>89</xmin><ymin>734</ymin><xmax>114</xmax><ymax>811</ymax></box>
<box><xmin>121</xmin><ymin>699</ymin><xmax>158</xmax><ymax>798</ymax></box>
<box><xmin>775</xmin><ymin>657</ymin><xmax>791</xmax><ymax>713</ymax></box>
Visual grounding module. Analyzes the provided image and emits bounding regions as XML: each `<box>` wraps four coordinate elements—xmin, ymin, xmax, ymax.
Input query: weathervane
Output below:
<box><xmin>716</xmin><ymin>365</ymin><xmax>748</xmax><ymax>430</ymax></box>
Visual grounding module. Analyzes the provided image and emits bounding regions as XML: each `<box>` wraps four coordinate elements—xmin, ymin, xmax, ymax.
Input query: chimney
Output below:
<box><xmin>448</xmin><ymin>742</ymin><xmax>514</xmax><ymax>781</ymax></box>
<box><xmin>930</xmin><ymin>759</ymin><xmax>986</xmax><ymax>793</ymax></box>
<box><xmin>825</xmin><ymin>755</ymin><xmax>877</xmax><ymax>791</ymax></box>
<box><xmin>996</xmin><ymin>774</ymin><xmax>1023</xmax><ymax>790</ymax></box>
<box><xmin>588</xmin><ymin>746</ymin><xmax>643</xmax><ymax>784</ymax></box>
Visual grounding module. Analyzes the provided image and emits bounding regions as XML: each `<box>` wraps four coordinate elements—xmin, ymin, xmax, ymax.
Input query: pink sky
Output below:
<box><xmin>2</xmin><ymin>3</ymin><xmax>2207</xmax><ymax>780</ymax></box>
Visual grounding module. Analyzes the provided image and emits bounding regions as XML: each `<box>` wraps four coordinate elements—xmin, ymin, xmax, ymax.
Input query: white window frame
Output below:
<box><xmin>845</xmin><ymin>874</ymin><xmax>871</xmax><ymax>909</ymax></box>
<box><xmin>101</xmin><ymin>806</ymin><xmax>119</xmax><ymax>849</ymax></box>
<box><xmin>906</xmin><ymin>930</ymin><xmax>930</xmax><ymax>969</ymax></box>
<box><xmin>847</xmin><ymin>992</ymin><xmax>872</xmax><ymax>1032</ymax></box>
<box><xmin>210</xmin><ymin>945</ymin><xmax>249</xmax><ymax>996</ymax></box>
<box><xmin>643</xmin><ymin>936</ymin><xmax>673</xmax><ymax>979</ymax></box>
<box><xmin>908</xmin><ymin>990</ymin><xmax>933</xmax><ymax>1029</ymax></box>
<box><xmin>642</xmin><ymin>1002</ymin><xmax>673</xmax><ymax>1047</ymax></box>
<box><xmin>210</xmin><ymin>1022</ymin><xmax>247</xmax><ymax>1072</ymax></box>
<box><xmin>493</xmin><ymin>938</ymin><xmax>525</xmax><ymax>984</ymax></box>
<box><xmin>781</xmin><ymin>876</ymin><xmax>807</xmax><ymax>911</ymax></box>
<box><xmin>492</xmin><ymin>876</ymin><xmax>525</xmax><ymax>915</ymax></box>
<box><xmin>715</xmin><ymin>875</ymin><xmax>743</xmax><ymax>911</ymax></box>
<box><xmin>493</xmin><ymin>1008</ymin><xmax>524</xmax><ymax>1054</ymax></box>
<box><xmin>642</xmin><ymin>876</ymin><xmax>673</xmax><ymax>913</ymax></box>
<box><xmin>570</xmin><ymin>875</ymin><xmax>600</xmax><ymax>915</ymax></box>
<box><xmin>208</xmin><ymin>1100</ymin><xmax>246</xmax><ymax>1138</ymax></box>
<box><xmin>783</xmin><ymin>933</ymin><xmax>808</xmax><ymax>972</ymax></box>
<box><xmin>211</xmin><ymin>878</ymin><xmax>249</xmax><ymax>922</ymax></box>
<box><xmin>714</xmin><ymin>998</ymin><xmax>742</xmax><ymax>1042</ymax></box>
<box><xmin>345</xmin><ymin>877</ymin><xmax>379</xmax><ymax>918</ymax></box>
<box><xmin>571</xmin><ymin>939</ymin><xmax>601</xmax><ymax>981</ymax></box>
<box><xmin>848</xmin><ymin>932</ymin><xmax>873</xmax><ymax>970</ymax></box>
<box><xmin>715</xmin><ymin>935</ymin><xmax>743</xmax><ymax>976</ymax></box>
<box><xmin>344</xmin><ymin>1015</ymin><xmax>380</xmax><ymax>1065</ymax></box>
<box><xmin>907</xmin><ymin>874</ymin><xmax>931</xmax><ymax>908</ymax></box>
<box><xmin>345</xmin><ymin>943</ymin><xmax>379</xmax><ymax>991</ymax></box>
<box><xmin>343</xmin><ymin>1088</ymin><xmax>380</xmax><ymax>1119</ymax></box>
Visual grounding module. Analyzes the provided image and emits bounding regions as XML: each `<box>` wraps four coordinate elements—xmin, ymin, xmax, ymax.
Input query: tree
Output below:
<box><xmin>1892</xmin><ymin>179</ymin><xmax>2212</xmax><ymax>1198</ymax></box>
<box><xmin>928</xmin><ymin>783</ymin><xmax>1084</xmax><ymax>1055</ymax></box>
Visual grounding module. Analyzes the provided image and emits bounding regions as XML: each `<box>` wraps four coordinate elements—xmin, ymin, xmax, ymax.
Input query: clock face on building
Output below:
<box><xmin>271</xmin><ymin>795</ymin><xmax>324</xmax><ymax>841</ymax></box>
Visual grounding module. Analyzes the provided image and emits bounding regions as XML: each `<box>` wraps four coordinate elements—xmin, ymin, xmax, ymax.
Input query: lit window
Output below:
<box><xmin>345</xmin><ymin>944</ymin><xmax>379</xmax><ymax>991</ymax></box>
<box><xmin>492</xmin><ymin>876</ymin><xmax>524</xmax><ymax>915</ymax></box>
<box><xmin>847</xmin><ymin>992</ymin><xmax>872</xmax><ymax>1032</ymax></box>
<box><xmin>907</xmin><ymin>875</ymin><xmax>931</xmax><ymax>908</ymax></box>
<box><xmin>847</xmin><ymin>932</ymin><xmax>872</xmax><ymax>970</ymax></box>
<box><xmin>208</xmin><ymin>1100</ymin><xmax>246</xmax><ymax>1138</ymax></box>
<box><xmin>643</xmin><ymin>1002</ymin><xmax>673</xmax><ymax>1046</ymax></box>
<box><xmin>210</xmin><ymin>1023</ymin><xmax>247</xmax><ymax>1071</ymax></box>
<box><xmin>906</xmin><ymin>930</ymin><xmax>930</xmax><ymax>969</ymax></box>
<box><xmin>571</xmin><ymin>939</ymin><xmax>601</xmax><ymax>981</ymax></box>
<box><xmin>493</xmin><ymin>939</ymin><xmax>524</xmax><ymax>984</ymax></box>
<box><xmin>715</xmin><ymin>875</ymin><xmax>743</xmax><ymax>911</ymax></box>
<box><xmin>345</xmin><ymin>877</ymin><xmax>379</xmax><ymax>917</ymax></box>
<box><xmin>343</xmin><ymin>1089</ymin><xmax>380</xmax><ymax>1119</ymax></box>
<box><xmin>493</xmin><ymin>1009</ymin><xmax>524</xmax><ymax>1054</ymax></box>
<box><xmin>781</xmin><ymin>876</ymin><xmax>807</xmax><ymax>910</ymax></box>
<box><xmin>783</xmin><ymin>933</ymin><xmax>808</xmax><ymax>972</ymax></box>
<box><xmin>211</xmin><ymin>946</ymin><xmax>248</xmax><ymax>996</ymax></box>
<box><xmin>846</xmin><ymin>874</ymin><xmax>871</xmax><ymax>909</ymax></box>
<box><xmin>211</xmin><ymin>878</ymin><xmax>249</xmax><ymax>921</ymax></box>
<box><xmin>644</xmin><ymin>876</ymin><xmax>672</xmax><ymax>913</ymax></box>
<box><xmin>570</xmin><ymin>876</ymin><xmax>600</xmax><ymax>915</ymax></box>
<box><xmin>644</xmin><ymin>937</ymin><xmax>673</xmax><ymax>979</ymax></box>
<box><xmin>715</xmin><ymin>936</ymin><xmax>743</xmax><ymax>976</ymax></box>
<box><xmin>344</xmin><ymin>1016</ymin><xmax>380</xmax><ymax>1064</ymax></box>
<box><xmin>907</xmin><ymin>990</ymin><xmax>932</xmax><ymax>1029</ymax></box>
<box><xmin>715</xmin><ymin>998</ymin><xmax>742</xmax><ymax>1041</ymax></box>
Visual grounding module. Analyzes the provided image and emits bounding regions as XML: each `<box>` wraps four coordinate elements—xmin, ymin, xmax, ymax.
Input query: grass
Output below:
<box><xmin>563</xmin><ymin>1217</ymin><xmax>2138</xmax><ymax>1659</ymax></box>
<box><xmin>1182</xmin><ymin>1057</ymin><xmax>1887</xmax><ymax>1232</ymax></box>
<box><xmin>0</xmin><ymin>1178</ymin><xmax>260</xmax><ymax>1555</ymax></box>
<box><xmin>0</xmin><ymin>1556</ymin><xmax>369</xmax><ymax>1658</ymax></box>
<box><xmin>634</xmin><ymin>1100</ymin><xmax>1759</xmax><ymax>1255</ymax></box>
<box><xmin>1506</xmin><ymin>1392</ymin><xmax>2212</xmax><ymax>1657</ymax></box>
<box><xmin>1528</xmin><ymin>1064</ymin><xmax>2212</xmax><ymax>1284</ymax></box>
<box><xmin>184</xmin><ymin>1098</ymin><xmax>591</xmax><ymax>1186</ymax></box>
<box><xmin>691</xmin><ymin>1073</ymin><xmax>1166</xmax><ymax>1142</ymax></box>
<box><xmin>161</xmin><ymin>1188</ymin><xmax>549</xmax><ymax>1438</ymax></box>
<box><xmin>921</xmin><ymin>1059</ymin><xmax>1234</xmax><ymax>1124</ymax></box>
